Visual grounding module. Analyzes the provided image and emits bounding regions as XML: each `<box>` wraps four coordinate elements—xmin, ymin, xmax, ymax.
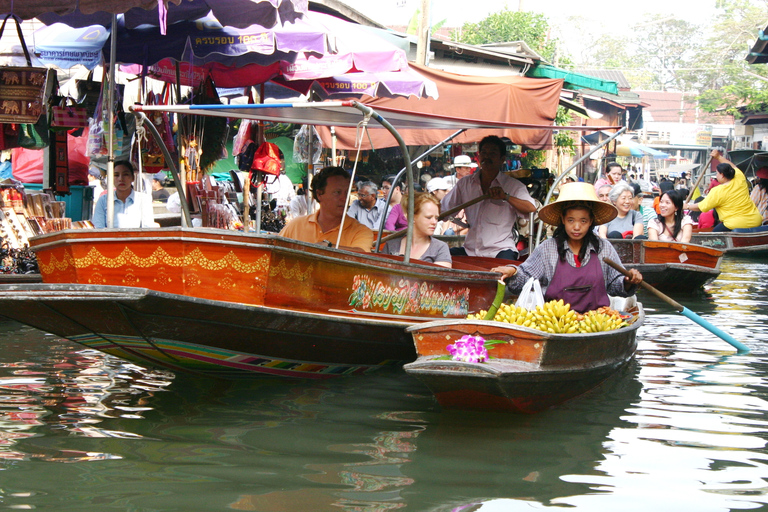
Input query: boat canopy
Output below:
<box><xmin>132</xmin><ymin>100</ymin><xmax>621</xmax><ymax>133</ymax></box>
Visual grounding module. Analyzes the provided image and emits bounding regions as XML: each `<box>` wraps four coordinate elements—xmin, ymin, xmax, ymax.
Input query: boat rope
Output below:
<box><xmin>133</xmin><ymin>115</ymin><xmax>146</xmax><ymax>193</ymax></box>
<box><xmin>335</xmin><ymin>112</ymin><xmax>373</xmax><ymax>249</ymax></box>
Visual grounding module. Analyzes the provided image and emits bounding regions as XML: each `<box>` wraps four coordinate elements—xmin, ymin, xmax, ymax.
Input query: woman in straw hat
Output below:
<box><xmin>493</xmin><ymin>182</ymin><xmax>643</xmax><ymax>313</ymax></box>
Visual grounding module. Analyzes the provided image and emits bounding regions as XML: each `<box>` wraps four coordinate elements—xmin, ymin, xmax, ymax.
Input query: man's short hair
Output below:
<box><xmin>311</xmin><ymin>166</ymin><xmax>350</xmax><ymax>201</ymax></box>
<box><xmin>478</xmin><ymin>135</ymin><xmax>507</xmax><ymax>157</ymax></box>
<box><xmin>358</xmin><ymin>181</ymin><xmax>378</xmax><ymax>196</ymax></box>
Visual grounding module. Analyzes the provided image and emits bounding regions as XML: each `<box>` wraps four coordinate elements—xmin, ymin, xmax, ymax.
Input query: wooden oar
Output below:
<box><xmin>379</xmin><ymin>193</ymin><xmax>490</xmax><ymax>244</ymax></box>
<box><xmin>604</xmin><ymin>258</ymin><xmax>749</xmax><ymax>354</ymax></box>
<box><xmin>686</xmin><ymin>156</ymin><xmax>713</xmax><ymax>203</ymax></box>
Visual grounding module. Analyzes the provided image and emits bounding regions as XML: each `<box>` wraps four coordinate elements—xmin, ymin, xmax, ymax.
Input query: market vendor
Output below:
<box><xmin>684</xmin><ymin>150</ymin><xmax>762</xmax><ymax>232</ymax></box>
<box><xmin>440</xmin><ymin>135</ymin><xmax>537</xmax><ymax>260</ymax></box>
<box><xmin>492</xmin><ymin>182</ymin><xmax>642</xmax><ymax>313</ymax></box>
<box><xmin>92</xmin><ymin>161</ymin><xmax>155</xmax><ymax>229</ymax></box>
<box><xmin>279</xmin><ymin>166</ymin><xmax>373</xmax><ymax>252</ymax></box>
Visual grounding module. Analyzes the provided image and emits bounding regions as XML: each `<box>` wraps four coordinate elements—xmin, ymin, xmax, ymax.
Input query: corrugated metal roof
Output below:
<box><xmin>575</xmin><ymin>69</ymin><xmax>632</xmax><ymax>90</ymax></box>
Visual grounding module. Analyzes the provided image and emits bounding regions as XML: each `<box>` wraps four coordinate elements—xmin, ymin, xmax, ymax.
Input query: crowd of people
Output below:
<box><xmin>587</xmin><ymin>149</ymin><xmax>767</xmax><ymax>244</ymax></box>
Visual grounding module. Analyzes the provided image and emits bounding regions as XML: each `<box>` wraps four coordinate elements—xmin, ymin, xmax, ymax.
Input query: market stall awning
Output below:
<box><xmin>311</xmin><ymin>63</ymin><xmax>567</xmax><ymax>150</ymax></box>
<box><xmin>132</xmin><ymin>100</ymin><xmax>621</xmax><ymax>132</ymax></box>
<box><xmin>528</xmin><ymin>64</ymin><xmax>619</xmax><ymax>95</ymax></box>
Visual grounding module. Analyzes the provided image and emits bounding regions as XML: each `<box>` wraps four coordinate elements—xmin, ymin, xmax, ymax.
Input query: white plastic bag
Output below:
<box><xmin>515</xmin><ymin>277</ymin><xmax>545</xmax><ymax>310</ymax></box>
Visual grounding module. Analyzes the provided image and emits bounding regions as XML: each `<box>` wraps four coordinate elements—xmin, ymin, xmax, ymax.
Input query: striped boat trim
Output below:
<box><xmin>68</xmin><ymin>334</ymin><xmax>396</xmax><ymax>379</ymax></box>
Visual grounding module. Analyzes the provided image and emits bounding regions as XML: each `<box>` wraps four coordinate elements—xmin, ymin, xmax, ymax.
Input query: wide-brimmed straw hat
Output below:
<box><xmin>538</xmin><ymin>182</ymin><xmax>618</xmax><ymax>226</ymax></box>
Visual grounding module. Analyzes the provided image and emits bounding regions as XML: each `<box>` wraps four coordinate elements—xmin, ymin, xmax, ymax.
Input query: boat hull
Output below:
<box><xmin>404</xmin><ymin>303</ymin><xmax>643</xmax><ymax>412</ymax></box>
<box><xmin>691</xmin><ymin>231</ymin><xmax>768</xmax><ymax>257</ymax></box>
<box><xmin>610</xmin><ymin>239</ymin><xmax>723</xmax><ymax>292</ymax></box>
<box><xmin>1</xmin><ymin>228</ymin><xmax>500</xmax><ymax>379</ymax></box>
<box><xmin>0</xmin><ymin>284</ymin><xmax>419</xmax><ymax>379</ymax></box>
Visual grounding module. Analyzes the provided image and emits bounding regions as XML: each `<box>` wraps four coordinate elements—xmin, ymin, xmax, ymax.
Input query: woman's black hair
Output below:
<box><xmin>551</xmin><ymin>204</ymin><xmax>602</xmax><ymax>262</ymax></box>
<box><xmin>656</xmin><ymin>189</ymin><xmax>684</xmax><ymax>239</ymax></box>
<box><xmin>759</xmin><ymin>178</ymin><xmax>768</xmax><ymax>192</ymax></box>
<box><xmin>716</xmin><ymin>162</ymin><xmax>735</xmax><ymax>180</ymax></box>
<box><xmin>115</xmin><ymin>161</ymin><xmax>135</xmax><ymax>174</ymax></box>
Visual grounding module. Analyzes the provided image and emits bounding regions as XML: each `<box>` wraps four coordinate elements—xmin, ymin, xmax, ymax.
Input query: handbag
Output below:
<box><xmin>515</xmin><ymin>277</ymin><xmax>545</xmax><ymax>311</ymax></box>
<box><xmin>17</xmin><ymin>115</ymin><xmax>49</xmax><ymax>150</ymax></box>
<box><xmin>0</xmin><ymin>14</ymin><xmax>53</xmax><ymax>124</ymax></box>
<box><xmin>50</xmin><ymin>99</ymin><xmax>89</xmax><ymax>130</ymax></box>
<box><xmin>75</xmin><ymin>70</ymin><xmax>101</xmax><ymax>118</ymax></box>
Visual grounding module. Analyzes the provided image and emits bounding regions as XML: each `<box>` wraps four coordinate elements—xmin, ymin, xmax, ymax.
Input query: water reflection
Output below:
<box><xmin>0</xmin><ymin>258</ymin><xmax>766</xmax><ymax>511</ymax></box>
<box><xmin>0</xmin><ymin>322</ymin><xmax>173</xmax><ymax>464</ymax></box>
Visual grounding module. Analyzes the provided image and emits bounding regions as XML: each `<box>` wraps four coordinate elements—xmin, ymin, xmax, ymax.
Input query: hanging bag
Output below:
<box><xmin>50</xmin><ymin>98</ymin><xmax>89</xmax><ymax>130</ymax></box>
<box><xmin>75</xmin><ymin>70</ymin><xmax>100</xmax><ymax>118</ymax></box>
<box><xmin>0</xmin><ymin>14</ymin><xmax>53</xmax><ymax>124</ymax></box>
<box><xmin>515</xmin><ymin>277</ymin><xmax>545</xmax><ymax>311</ymax></box>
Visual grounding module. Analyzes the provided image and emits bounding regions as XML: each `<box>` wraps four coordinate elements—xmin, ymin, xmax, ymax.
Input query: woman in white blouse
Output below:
<box><xmin>647</xmin><ymin>189</ymin><xmax>693</xmax><ymax>243</ymax></box>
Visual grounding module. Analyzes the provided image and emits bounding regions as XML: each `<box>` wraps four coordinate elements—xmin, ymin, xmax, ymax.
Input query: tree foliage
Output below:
<box><xmin>563</xmin><ymin>0</ymin><xmax>768</xmax><ymax>115</ymax></box>
<box><xmin>452</xmin><ymin>9</ymin><xmax>560</xmax><ymax>62</ymax></box>
<box><xmin>634</xmin><ymin>16</ymin><xmax>701</xmax><ymax>92</ymax></box>
<box><xmin>694</xmin><ymin>0</ymin><xmax>768</xmax><ymax>115</ymax></box>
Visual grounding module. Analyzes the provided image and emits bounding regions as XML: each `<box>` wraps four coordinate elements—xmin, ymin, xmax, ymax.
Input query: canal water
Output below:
<box><xmin>0</xmin><ymin>257</ymin><xmax>766</xmax><ymax>511</ymax></box>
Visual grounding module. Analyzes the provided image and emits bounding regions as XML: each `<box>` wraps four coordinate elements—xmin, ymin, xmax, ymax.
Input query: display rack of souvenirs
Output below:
<box><xmin>18</xmin><ymin>186</ymin><xmax>83</xmax><ymax>236</ymax></box>
<box><xmin>0</xmin><ymin>186</ymin><xmax>40</xmax><ymax>274</ymax></box>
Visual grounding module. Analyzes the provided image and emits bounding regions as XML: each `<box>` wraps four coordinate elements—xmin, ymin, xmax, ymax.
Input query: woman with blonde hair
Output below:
<box><xmin>381</xmin><ymin>192</ymin><xmax>452</xmax><ymax>267</ymax></box>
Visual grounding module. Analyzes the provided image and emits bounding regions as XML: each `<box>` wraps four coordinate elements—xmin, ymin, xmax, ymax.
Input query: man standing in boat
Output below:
<box><xmin>279</xmin><ymin>166</ymin><xmax>374</xmax><ymax>252</ymax></box>
<box><xmin>440</xmin><ymin>136</ymin><xmax>537</xmax><ymax>260</ymax></box>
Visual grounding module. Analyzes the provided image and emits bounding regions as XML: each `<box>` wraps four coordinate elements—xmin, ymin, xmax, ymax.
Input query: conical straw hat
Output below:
<box><xmin>538</xmin><ymin>182</ymin><xmax>618</xmax><ymax>226</ymax></box>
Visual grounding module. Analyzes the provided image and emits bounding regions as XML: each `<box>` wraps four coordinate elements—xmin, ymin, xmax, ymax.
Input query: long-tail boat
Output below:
<box><xmin>610</xmin><ymin>239</ymin><xmax>723</xmax><ymax>292</ymax></box>
<box><xmin>690</xmin><ymin>230</ymin><xmax>768</xmax><ymax>257</ymax></box>
<box><xmin>404</xmin><ymin>299</ymin><xmax>644</xmax><ymax>413</ymax></box>
<box><xmin>0</xmin><ymin>227</ymin><xmax>500</xmax><ymax>378</ymax></box>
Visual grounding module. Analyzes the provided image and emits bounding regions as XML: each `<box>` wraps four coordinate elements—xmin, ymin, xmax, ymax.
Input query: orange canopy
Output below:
<box><xmin>317</xmin><ymin>63</ymin><xmax>564</xmax><ymax>151</ymax></box>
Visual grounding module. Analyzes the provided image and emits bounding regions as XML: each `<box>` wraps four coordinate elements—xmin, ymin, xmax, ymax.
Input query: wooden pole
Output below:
<box><xmin>415</xmin><ymin>0</ymin><xmax>431</xmax><ymax>66</ymax></box>
<box><xmin>379</xmin><ymin>193</ymin><xmax>489</xmax><ymax>244</ymax></box>
<box><xmin>686</xmin><ymin>156</ymin><xmax>713</xmax><ymax>203</ymax></box>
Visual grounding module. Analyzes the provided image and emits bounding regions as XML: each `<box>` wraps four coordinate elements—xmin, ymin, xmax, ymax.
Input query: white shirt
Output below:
<box><xmin>92</xmin><ymin>189</ymin><xmax>155</xmax><ymax>228</ymax></box>
<box><xmin>441</xmin><ymin>171</ymin><xmax>535</xmax><ymax>257</ymax></box>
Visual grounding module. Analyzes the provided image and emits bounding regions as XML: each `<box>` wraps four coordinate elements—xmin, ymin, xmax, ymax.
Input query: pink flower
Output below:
<box><xmin>446</xmin><ymin>335</ymin><xmax>488</xmax><ymax>363</ymax></box>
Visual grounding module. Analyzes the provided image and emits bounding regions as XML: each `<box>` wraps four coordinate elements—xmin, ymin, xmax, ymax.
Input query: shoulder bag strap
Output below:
<box><xmin>0</xmin><ymin>14</ymin><xmax>32</xmax><ymax>66</ymax></box>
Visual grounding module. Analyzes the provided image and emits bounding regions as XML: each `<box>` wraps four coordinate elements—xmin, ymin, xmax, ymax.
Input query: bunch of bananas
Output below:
<box><xmin>467</xmin><ymin>299</ymin><xmax>628</xmax><ymax>334</ymax></box>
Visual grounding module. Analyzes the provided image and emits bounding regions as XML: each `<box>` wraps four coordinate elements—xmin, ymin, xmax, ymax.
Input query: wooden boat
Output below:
<box><xmin>0</xmin><ymin>101</ymin><xmax>620</xmax><ymax>379</ymax></box>
<box><xmin>610</xmin><ymin>239</ymin><xmax>723</xmax><ymax>292</ymax></box>
<box><xmin>403</xmin><ymin>300</ymin><xmax>644</xmax><ymax>413</ymax></box>
<box><xmin>0</xmin><ymin>227</ymin><xmax>499</xmax><ymax>379</ymax></box>
<box><xmin>691</xmin><ymin>229</ymin><xmax>768</xmax><ymax>257</ymax></box>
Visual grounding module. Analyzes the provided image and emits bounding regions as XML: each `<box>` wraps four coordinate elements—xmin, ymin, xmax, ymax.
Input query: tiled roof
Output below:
<box><xmin>635</xmin><ymin>90</ymin><xmax>733</xmax><ymax>124</ymax></box>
